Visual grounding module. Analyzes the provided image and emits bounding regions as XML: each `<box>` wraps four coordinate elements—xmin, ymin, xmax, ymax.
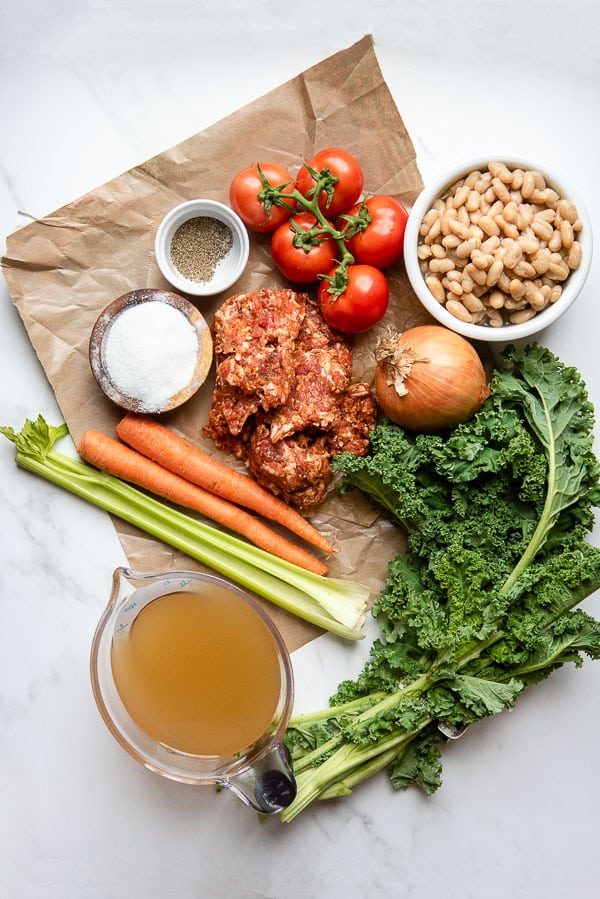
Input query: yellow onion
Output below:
<box><xmin>374</xmin><ymin>325</ymin><xmax>490</xmax><ymax>432</ymax></box>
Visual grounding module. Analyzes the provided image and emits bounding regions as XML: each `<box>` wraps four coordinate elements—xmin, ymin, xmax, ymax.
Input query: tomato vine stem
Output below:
<box><xmin>256</xmin><ymin>163</ymin><xmax>371</xmax><ymax>278</ymax></box>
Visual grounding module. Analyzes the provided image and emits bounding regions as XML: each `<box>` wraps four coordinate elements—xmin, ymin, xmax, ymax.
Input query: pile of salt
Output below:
<box><xmin>103</xmin><ymin>300</ymin><xmax>199</xmax><ymax>412</ymax></box>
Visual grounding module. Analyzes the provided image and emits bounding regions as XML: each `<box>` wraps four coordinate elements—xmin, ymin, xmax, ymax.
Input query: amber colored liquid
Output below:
<box><xmin>111</xmin><ymin>587</ymin><xmax>282</xmax><ymax>756</ymax></box>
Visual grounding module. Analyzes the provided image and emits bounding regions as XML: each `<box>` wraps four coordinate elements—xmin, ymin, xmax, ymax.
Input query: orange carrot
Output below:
<box><xmin>77</xmin><ymin>430</ymin><xmax>327</xmax><ymax>576</ymax></box>
<box><xmin>115</xmin><ymin>412</ymin><xmax>334</xmax><ymax>554</ymax></box>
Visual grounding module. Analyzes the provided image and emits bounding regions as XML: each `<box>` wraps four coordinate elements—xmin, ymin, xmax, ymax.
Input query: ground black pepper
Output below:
<box><xmin>170</xmin><ymin>216</ymin><xmax>233</xmax><ymax>283</ymax></box>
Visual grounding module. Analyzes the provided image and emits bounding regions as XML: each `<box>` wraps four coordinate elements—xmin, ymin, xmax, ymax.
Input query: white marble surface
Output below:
<box><xmin>2</xmin><ymin>2</ymin><xmax>600</xmax><ymax>897</ymax></box>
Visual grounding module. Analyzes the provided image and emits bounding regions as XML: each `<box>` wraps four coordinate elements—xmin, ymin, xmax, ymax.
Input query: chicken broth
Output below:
<box><xmin>111</xmin><ymin>586</ymin><xmax>282</xmax><ymax>757</ymax></box>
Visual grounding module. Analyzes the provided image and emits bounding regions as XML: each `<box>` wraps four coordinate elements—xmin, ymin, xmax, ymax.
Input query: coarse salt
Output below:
<box><xmin>103</xmin><ymin>300</ymin><xmax>199</xmax><ymax>412</ymax></box>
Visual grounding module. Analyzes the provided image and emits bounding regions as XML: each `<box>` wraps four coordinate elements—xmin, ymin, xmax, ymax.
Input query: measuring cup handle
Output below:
<box><xmin>227</xmin><ymin>741</ymin><xmax>297</xmax><ymax>815</ymax></box>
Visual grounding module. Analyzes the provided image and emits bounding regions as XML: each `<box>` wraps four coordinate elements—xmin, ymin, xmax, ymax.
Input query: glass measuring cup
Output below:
<box><xmin>90</xmin><ymin>567</ymin><xmax>297</xmax><ymax>814</ymax></box>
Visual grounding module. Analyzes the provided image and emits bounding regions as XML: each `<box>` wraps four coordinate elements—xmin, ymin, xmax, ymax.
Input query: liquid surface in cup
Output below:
<box><xmin>111</xmin><ymin>587</ymin><xmax>282</xmax><ymax>756</ymax></box>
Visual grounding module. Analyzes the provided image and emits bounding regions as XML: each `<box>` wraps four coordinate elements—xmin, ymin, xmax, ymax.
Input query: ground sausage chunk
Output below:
<box><xmin>213</xmin><ymin>287</ymin><xmax>305</xmax><ymax>409</ymax></box>
<box><xmin>203</xmin><ymin>288</ymin><xmax>377</xmax><ymax>510</ymax></box>
<box><xmin>248</xmin><ymin>423</ymin><xmax>333</xmax><ymax>510</ymax></box>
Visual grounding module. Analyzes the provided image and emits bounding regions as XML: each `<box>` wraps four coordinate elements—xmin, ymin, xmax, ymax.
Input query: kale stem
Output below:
<box><xmin>501</xmin><ymin>392</ymin><xmax>556</xmax><ymax>594</ymax></box>
<box><xmin>316</xmin><ymin>741</ymin><xmax>412</xmax><ymax>800</ymax></box>
<box><xmin>288</xmin><ymin>692</ymin><xmax>387</xmax><ymax>727</ymax></box>
<box><xmin>281</xmin><ymin>726</ymin><xmax>427</xmax><ymax>823</ymax></box>
<box><xmin>289</xmin><ymin>676</ymin><xmax>429</xmax><ymax>774</ymax></box>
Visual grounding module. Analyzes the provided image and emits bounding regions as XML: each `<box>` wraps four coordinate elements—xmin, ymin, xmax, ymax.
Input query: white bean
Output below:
<box><xmin>416</xmin><ymin>161</ymin><xmax>583</xmax><ymax>329</ymax></box>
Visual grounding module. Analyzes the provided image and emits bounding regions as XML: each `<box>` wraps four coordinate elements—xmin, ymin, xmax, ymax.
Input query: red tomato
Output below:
<box><xmin>270</xmin><ymin>213</ymin><xmax>337</xmax><ymax>284</ymax></box>
<box><xmin>318</xmin><ymin>264</ymin><xmax>389</xmax><ymax>333</ymax></box>
<box><xmin>229</xmin><ymin>162</ymin><xmax>296</xmax><ymax>233</ymax></box>
<box><xmin>295</xmin><ymin>148</ymin><xmax>364</xmax><ymax>217</ymax></box>
<box><xmin>346</xmin><ymin>195</ymin><xmax>409</xmax><ymax>268</ymax></box>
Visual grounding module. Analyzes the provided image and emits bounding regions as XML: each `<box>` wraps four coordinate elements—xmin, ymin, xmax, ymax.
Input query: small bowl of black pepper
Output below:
<box><xmin>154</xmin><ymin>199</ymin><xmax>250</xmax><ymax>297</ymax></box>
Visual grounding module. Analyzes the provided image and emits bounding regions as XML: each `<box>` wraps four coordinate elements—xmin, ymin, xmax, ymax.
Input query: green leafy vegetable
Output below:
<box><xmin>281</xmin><ymin>344</ymin><xmax>600</xmax><ymax>822</ymax></box>
<box><xmin>0</xmin><ymin>416</ymin><xmax>369</xmax><ymax>640</ymax></box>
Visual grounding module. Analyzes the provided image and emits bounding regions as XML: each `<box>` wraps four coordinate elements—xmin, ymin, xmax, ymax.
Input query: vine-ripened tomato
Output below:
<box><xmin>345</xmin><ymin>195</ymin><xmax>409</xmax><ymax>268</ymax></box>
<box><xmin>318</xmin><ymin>264</ymin><xmax>389</xmax><ymax>333</ymax></box>
<box><xmin>295</xmin><ymin>148</ymin><xmax>364</xmax><ymax>217</ymax></box>
<box><xmin>229</xmin><ymin>162</ymin><xmax>295</xmax><ymax>233</ymax></box>
<box><xmin>270</xmin><ymin>212</ymin><xmax>337</xmax><ymax>284</ymax></box>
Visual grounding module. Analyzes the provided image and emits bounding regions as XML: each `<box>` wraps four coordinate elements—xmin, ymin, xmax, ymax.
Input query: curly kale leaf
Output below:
<box><xmin>281</xmin><ymin>345</ymin><xmax>600</xmax><ymax>822</ymax></box>
<box><xmin>388</xmin><ymin>725</ymin><xmax>445</xmax><ymax>794</ymax></box>
<box><xmin>494</xmin><ymin>345</ymin><xmax>600</xmax><ymax>577</ymax></box>
<box><xmin>336</xmin><ymin>342</ymin><xmax>600</xmax><ymax>734</ymax></box>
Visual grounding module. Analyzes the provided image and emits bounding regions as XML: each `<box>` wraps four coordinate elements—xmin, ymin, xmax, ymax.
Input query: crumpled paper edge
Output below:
<box><xmin>2</xmin><ymin>35</ymin><xmax>428</xmax><ymax>652</ymax></box>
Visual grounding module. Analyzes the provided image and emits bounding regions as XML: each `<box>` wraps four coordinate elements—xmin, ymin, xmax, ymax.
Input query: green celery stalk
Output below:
<box><xmin>1</xmin><ymin>416</ymin><xmax>370</xmax><ymax>640</ymax></box>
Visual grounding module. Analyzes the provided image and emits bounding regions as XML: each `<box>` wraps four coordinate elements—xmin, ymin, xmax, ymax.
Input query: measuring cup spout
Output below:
<box><xmin>226</xmin><ymin>741</ymin><xmax>297</xmax><ymax>815</ymax></box>
<box><xmin>108</xmin><ymin>567</ymin><xmax>167</xmax><ymax>609</ymax></box>
<box><xmin>107</xmin><ymin>566</ymin><xmax>130</xmax><ymax>609</ymax></box>
<box><xmin>107</xmin><ymin>566</ymin><xmax>141</xmax><ymax>607</ymax></box>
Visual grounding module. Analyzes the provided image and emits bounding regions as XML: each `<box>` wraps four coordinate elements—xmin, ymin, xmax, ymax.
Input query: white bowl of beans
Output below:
<box><xmin>155</xmin><ymin>199</ymin><xmax>250</xmax><ymax>297</ymax></box>
<box><xmin>404</xmin><ymin>156</ymin><xmax>592</xmax><ymax>342</ymax></box>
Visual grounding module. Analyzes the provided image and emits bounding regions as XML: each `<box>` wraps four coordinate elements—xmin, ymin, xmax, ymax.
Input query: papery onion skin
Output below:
<box><xmin>374</xmin><ymin>325</ymin><xmax>490</xmax><ymax>432</ymax></box>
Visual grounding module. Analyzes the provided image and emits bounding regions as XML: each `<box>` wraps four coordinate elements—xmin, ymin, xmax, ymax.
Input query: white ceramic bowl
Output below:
<box><xmin>154</xmin><ymin>199</ymin><xmax>250</xmax><ymax>297</ymax></box>
<box><xmin>404</xmin><ymin>155</ymin><xmax>593</xmax><ymax>342</ymax></box>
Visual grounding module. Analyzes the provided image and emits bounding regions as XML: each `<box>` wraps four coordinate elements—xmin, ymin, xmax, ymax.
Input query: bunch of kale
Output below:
<box><xmin>281</xmin><ymin>345</ymin><xmax>600</xmax><ymax>822</ymax></box>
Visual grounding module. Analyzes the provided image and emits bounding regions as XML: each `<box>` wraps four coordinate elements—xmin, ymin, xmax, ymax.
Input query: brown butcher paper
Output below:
<box><xmin>2</xmin><ymin>35</ymin><xmax>431</xmax><ymax>651</ymax></box>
